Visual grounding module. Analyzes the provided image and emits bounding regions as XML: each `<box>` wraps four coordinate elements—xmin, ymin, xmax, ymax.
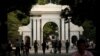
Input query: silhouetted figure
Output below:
<box><xmin>7</xmin><ymin>40</ymin><xmax>12</xmax><ymax>56</ymax></box>
<box><xmin>34</xmin><ymin>40</ymin><xmax>38</xmax><ymax>53</ymax></box>
<box><xmin>42</xmin><ymin>41</ymin><xmax>46</xmax><ymax>54</ymax></box>
<box><xmin>65</xmin><ymin>40</ymin><xmax>70</xmax><ymax>53</ymax></box>
<box><xmin>50</xmin><ymin>40</ymin><xmax>54</xmax><ymax>53</ymax></box>
<box><xmin>21</xmin><ymin>40</ymin><xmax>24</xmax><ymax>54</ymax></box>
<box><xmin>25</xmin><ymin>41</ymin><xmax>30</xmax><ymax>56</ymax></box>
<box><xmin>46</xmin><ymin>41</ymin><xmax>49</xmax><ymax>50</ymax></box>
<box><xmin>71</xmin><ymin>36</ymin><xmax>77</xmax><ymax>49</ymax></box>
<box><xmin>15</xmin><ymin>39</ymin><xmax>21</xmax><ymax>56</ymax></box>
<box><xmin>72</xmin><ymin>39</ymin><xmax>94</xmax><ymax>56</ymax></box>
<box><xmin>54</xmin><ymin>40</ymin><xmax>58</xmax><ymax>53</ymax></box>
<box><xmin>58</xmin><ymin>40</ymin><xmax>62</xmax><ymax>53</ymax></box>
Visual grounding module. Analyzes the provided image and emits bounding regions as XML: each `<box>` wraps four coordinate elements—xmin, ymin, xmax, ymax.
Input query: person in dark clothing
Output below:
<box><xmin>72</xmin><ymin>39</ymin><xmax>94</xmax><ymax>56</ymax></box>
<box><xmin>46</xmin><ymin>41</ymin><xmax>49</xmax><ymax>50</ymax></box>
<box><xmin>50</xmin><ymin>40</ymin><xmax>54</xmax><ymax>53</ymax></box>
<box><xmin>25</xmin><ymin>41</ymin><xmax>30</xmax><ymax>56</ymax></box>
<box><xmin>65</xmin><ymin>40</ymin><xmax>70</xmax><ymax>53</ymax></box>
<box><xmin>58</xmin><ymin>40</ymin><xmax>62</xmax><ymax>53</ymax></box>
<box><xmin>42</xmin><ymin>41</ymin><xmax>46</xmax><ymax>54</ymax></box>
<box><xmin>34</xmin><ymin>40</ymin><xmax>38</xmax><ymax>53</ymax></box>
<box><xmin>7</xmin><ymin>40</ymin><xmax>12</xmax><ymax>56</ymax></box>
<box><xmin>21</xmin><ymin>40</ymin><xmax>24</xmax><ymax>54</ymax></box>
<box><xmin>54</xmin><ymin>40</ymin><xmax>58</xmax><ymax>53</ymax></box>
<box><xmin>15</xmin><ymin>39</ymin><xmax>21</xmax><ymax>56</ymax></box>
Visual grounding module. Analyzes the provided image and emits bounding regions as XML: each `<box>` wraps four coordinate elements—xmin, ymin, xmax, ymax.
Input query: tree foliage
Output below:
<box><xmin>60</xmin><ymin>0</ymin><xmax>96</xmax><ymax>41</ymax></box>
<box><xmin>37</xmin><ymin>0</ymin><xmax>60</xmax><ymax>4</ymax></box>
<box><xmin>43</xmin><ymin>22</ymin><xmax>58</xmax><ymax>38</ymax></box>
<box><xmin>37</xmin><ymin>0</ymin><xmax>47</xmax><ymax>4</ymax></box>
<box><xmin>59</xmin><ymin>0</ymin><xmax>96</xmax><ymax>26</ymax></box>
<box><xmin>8</xmin><ymin>10</ymin><xmax>21</xmax><ymax>42</ymax></box>
<box><xmin>7</xmin><ymin>10</ymin><xmax>29</xmax><ymax>43</ymax></box>
<box><xmin>82</xmin><ymin>20</ymin><xmax>96</xmax><ymax>41</ymax></box>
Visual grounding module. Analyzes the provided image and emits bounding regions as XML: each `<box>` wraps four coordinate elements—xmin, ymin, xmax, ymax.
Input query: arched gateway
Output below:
<box><xmin>18</xmin><ymin>3</ymin><xmax>84</xmax><ymax>48</ymax></box>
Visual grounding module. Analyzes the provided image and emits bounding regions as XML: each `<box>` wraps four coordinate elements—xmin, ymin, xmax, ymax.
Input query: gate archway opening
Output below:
<box><xmin>43</xmin><ymin>22</ymin><xmax>58</xmax><ymax>42</ymax></box>
<box><xmin>71</xmin><ymin>35</ymin><xmax>78</xmax><ymax>46</ymax></box>
<box><xmin>25</xmin><ymin>36</ymin><xmax>30</xmax><ymax>44</ymax></box>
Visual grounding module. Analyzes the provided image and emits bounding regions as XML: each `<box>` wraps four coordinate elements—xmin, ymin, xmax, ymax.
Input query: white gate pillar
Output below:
<box><xmin>37</xmin><ymin>19</ymin><xmax>40</xmax><ymax>41</ymax></box>
<box><xmin>61</xmin><ymin>18</ymin><xmax>65</xmax><ymax>41</ymax></box>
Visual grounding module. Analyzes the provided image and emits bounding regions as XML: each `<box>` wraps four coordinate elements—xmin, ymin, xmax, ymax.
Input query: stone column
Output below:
<box><xmin>60</xmin><ymin>19</ymin><xmax>62</xmax><ymax>40</ymax></box>
<box><xmin>33</xmin><ymin>19</ymin><xmax>36</xmax><ymax>41</ymax></box>
<box><xmin>40</xmin><ymin>19</ymin><xmax>42</xmax><ymax>44</ymax></box>
<box><xmin>37</xmin><ymin>19</ymin><xmax>40</xmax><ymax>42</ymax></box>
<box><xmin>30</xmin><ymin>17</ymin><xmax>34</xmax><ymax>46</ymax></box>
<box><xmin>65</xmin><ymin>23</ymin><xmax>68</xmax><ymax>40</ymax></box>
<box><xmin>41</xmin><ymin>19</ymin><xmax>43</xmax><ymax>43</ymax></box>
<box><xmin>58</xmin><ymin>19</ymin><xmax>61</xmax><ymax>40</ymax></box>
<box><xmin>64</xmin><ymin>21</ymin><xmax>66</xmax><ymax>41</ymax></box>
<box><xmin>61</xmin><ymin>18</ymin><xmax>65</xmax><ymax>41</ymax></box>
<box><xmin>36</xmin><ymin>19</ymin><xmax>37</xmax><ymax>40</ymax></box>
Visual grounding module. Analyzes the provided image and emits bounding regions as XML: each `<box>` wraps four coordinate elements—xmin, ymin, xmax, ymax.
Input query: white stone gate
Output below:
<box><xmin>18</xmin><ymin>3</ymin><xmax>84</xmax><ymax>48</ymax></box>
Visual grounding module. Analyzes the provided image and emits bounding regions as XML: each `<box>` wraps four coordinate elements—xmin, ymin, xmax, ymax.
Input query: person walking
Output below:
<box><xmin>34</xmin><ymin>40</ymin><xmax>38</xmax><ymax>53</ymax></box>
<box><xmin>15</xmin><ymin>39</ymin><xmax>21</xmax><ymax>56</ymax></box>
<box><xmin>46</xmin><ymin>41</ymin><xmax>49</xmax><ymax>50</ymax></box>
<box><xmin>57</xmin><ymin>40</ymin><xmax>62</xmax><ymax>53</ymax></box>
<box><xmin>50</xmin><ymin>40</ymin><xmax>54</xmax><ymax>53</ymax></box>
<box><xmin>25</xmin><ymin>40</ymin><xmax>31</xmax><ymax>56</ymax></box>
<box><xmin>21</xmin><ymin>40</ymin><xmax>24</xmax><ymax>54</ymax></box>
<box><xmin>54</xmin><ymin>40</ymin><xmax>58</xmax><ymax>53</ymax></box>
<box><xmin>65</xmin><ymin>40</ymin><xmax>70</xmax><ymax>53</ymax></box>
<box><xmin>42</xmin><ymin>41</ymin><xmax>46</xmax><ymax>54</ymax></box>
<box><xmin>7</xmin><ymin>40</ymin><xmax>12</xmax><ymax>56</ymax></box>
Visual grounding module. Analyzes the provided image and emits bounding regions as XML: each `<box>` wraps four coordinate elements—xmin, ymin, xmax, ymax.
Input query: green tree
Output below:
<box><xmin>82</xmin><ymin>20</ymin><xmax>96</xmax><ymax>41</ymax></box>
<box><xmin>8</xmin><ymin>10</ymin><xmax>21</xmax><ymax>43</ymax></box>
<box><xmin>37</xmin><ymin>0</ymin><xmax>60</xmax><ymax>5</ymax></box>
<box><xmin>43</xmin><ymin>22</ymin><xmax>58</xmax><ymax>40</ymax></box>
<box><xmin>38</xmin><ymin>0</ymin><xmax>47</xmax><ymax>4</ymax></box>
<box><xmin>60</xmin><ymin>0</ymin><xmax>96</xmax><ymax>41</ymax></box>
<box><xmin>60</xmin><ymin>0</ymin><xmax>96</xmax><ymax>26</ymax></box>
<box><xmin>7</xmin><ymin>10</ymin><xmax>29</xmax><ymax>43</ymax></box>
<box><xmin>16</xmin><ymin>10</ymin><xmax>30</xmax><ymax>25</ymax></box>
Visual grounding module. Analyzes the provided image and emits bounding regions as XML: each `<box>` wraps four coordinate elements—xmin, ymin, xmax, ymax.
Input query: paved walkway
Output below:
<box><xmin>29</xmin><ymin>48</ymin><xmax>77</xmax><ymax>54</ymax></box>
<box><xmin>11</xmin><ymin>47</ymin><xmax>77</xmax><ymax>56</ymax></box>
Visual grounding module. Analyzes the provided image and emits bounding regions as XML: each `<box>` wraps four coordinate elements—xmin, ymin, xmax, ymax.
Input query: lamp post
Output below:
<box><xmin>61</xmin><ymin>7</ymin><xmax>72</xmax><ymax>46</ymax></box>
<box><xmin>64</xmin><ymin>8</ymin><xmax>72</xmax><ymax>43</ymax></box>
<box><xmin>64</xmin><ymin>16</ymin><xmax>72</xmax><ymax>43</ymax></box>
<box><xmin>68</xmin><ymin>16</ymin><xmax>72</xmax><ymax>44</ymax></box>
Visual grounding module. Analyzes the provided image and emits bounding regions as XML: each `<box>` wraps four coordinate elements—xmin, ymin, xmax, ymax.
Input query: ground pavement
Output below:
<box><xmin>21</xmin><ymin>47</ymin><xmax>77</xmax><ymax>56</ymax></box>
<box><xmin>11</xmin><ymin>47</ymin><xmax>77</xmax><ymax>56</ymax></box>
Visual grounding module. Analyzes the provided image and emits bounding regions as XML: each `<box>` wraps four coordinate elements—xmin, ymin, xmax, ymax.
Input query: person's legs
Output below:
<box><xmin>18</xmin><ymin>47</ymin><xmax>21</xmax><ymax>56</ymax></box>
<box><xmin>43</xmin><ymin>48</ymin><xmax>45</xmax><ymax>54</ymax></box>
<box><xmin>36</xmin><ymin>48</ymin><xmax>38</xmax><ymax>53</ymax></box>
<box><xmin>66</xmin><ymin>48</ymin><xmax>68</xmax><ymax>53</ymax></box>
<box><xmin>26</xmin><ymin>49</ymin><xmax>29</xmax><ymax>56</ymax></box>
<box><xmin>59</xmin><ymin>48</ymin><xmax>61</xmax><ymax>53</ymax></box>
<box><xmin>54</xmin><ymin>48</ymin><xmax>57</xmax><ymax>53</ymax></box>
<box><xmin>15</xmin><ymin>48</ymin><xmax>18</xmax><ymax>56</ymax></box>
<box><xmin>67</xmin><ymin>48</ymin><xmax>69</xmax><ymax>53</ymax></box>
<box><xmin>34</xmin><ymin>48</ymin><xmax>36</xmax><ymax>53</ymax></box>
<box><xmin>8</xmin><ymin>51</ymin><xmax>11</xmax><ymax>56</ymax></box>
<box><xmin>35</xmin><ymin>48</ymin><xmax>37</xmax><ymax>53</ymax></box>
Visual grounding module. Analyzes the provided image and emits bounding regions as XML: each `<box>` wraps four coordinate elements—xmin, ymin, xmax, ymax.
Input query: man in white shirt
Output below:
<box><xmin>72</xmin><ymin>39</ymin><xmax>94</xmax><ymax>56</ymax></box>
